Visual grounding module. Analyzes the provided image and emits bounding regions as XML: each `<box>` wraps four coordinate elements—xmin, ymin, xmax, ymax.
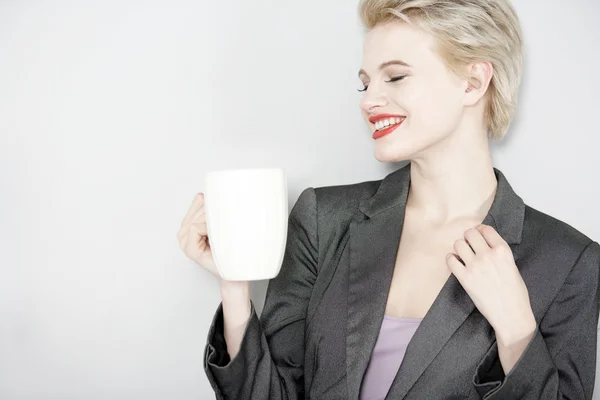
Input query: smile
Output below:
<box><xmin>374</xmin><ymin>117</ymin><xmax>405</xmax><ymax>131</ymax></box>
<box><xmin>369</xmin><ymin>115</ymin><xmax>406</xmax><ymax>140</ymax></box>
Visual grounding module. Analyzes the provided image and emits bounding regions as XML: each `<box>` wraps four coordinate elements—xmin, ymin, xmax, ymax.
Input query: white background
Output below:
<box><xmin>1</xmin><ymin>1</ymin><xmax>599</xmax><ymax>398</ymax></box>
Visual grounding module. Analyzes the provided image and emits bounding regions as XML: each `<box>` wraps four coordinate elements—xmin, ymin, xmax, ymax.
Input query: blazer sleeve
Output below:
<box><xmin>203</xmin><ymin>187</ymin><xmax>319</xmax><ymax>400</ymax></box>
<box><xmin>472</xmin><ymin>240</ymin><xmax>600</xmax><ymax>399</ymax></box>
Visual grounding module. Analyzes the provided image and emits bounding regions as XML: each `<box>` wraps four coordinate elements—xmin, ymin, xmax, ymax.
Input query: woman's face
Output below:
<box><xmin>359</xmin><ymin>21</ymin><xmax>469</xmax><ymax>162</ymax></box>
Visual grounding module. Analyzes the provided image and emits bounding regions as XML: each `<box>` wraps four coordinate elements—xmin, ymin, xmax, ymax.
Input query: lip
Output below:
<box><xmin>372</xmin><ymin>119</ymin><xmax>405</xmax><ymax>139</ymax></box>
<box><xmin>368</xmin><ymin>113</ymin><xmax>406</xmax><ymax>124</ymax></box>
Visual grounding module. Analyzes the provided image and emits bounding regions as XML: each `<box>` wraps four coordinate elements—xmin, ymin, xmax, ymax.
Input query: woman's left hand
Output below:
<box><xmin>446</xmin><ymin>224</ymin><xmax>536</xmax><ymax>345</ymax></box>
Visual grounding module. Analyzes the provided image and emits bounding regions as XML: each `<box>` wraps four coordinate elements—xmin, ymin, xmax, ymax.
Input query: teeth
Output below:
<box><xmin>375</xmin><ymin>117</ymin><xmax>404</xmax><ymax>131</ymax></box>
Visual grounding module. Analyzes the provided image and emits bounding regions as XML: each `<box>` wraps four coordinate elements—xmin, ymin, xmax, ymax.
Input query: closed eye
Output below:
<box><xmin>357</xmin><ymin>75</ymin><xmax>407</xmax><ymax>92</ymax></box>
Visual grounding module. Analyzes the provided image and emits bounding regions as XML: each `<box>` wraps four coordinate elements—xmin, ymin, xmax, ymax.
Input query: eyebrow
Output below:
<box><xmin>358</xmin><ymin>59</ymin><xmax>412</xmax><ymax>78</ymax></box>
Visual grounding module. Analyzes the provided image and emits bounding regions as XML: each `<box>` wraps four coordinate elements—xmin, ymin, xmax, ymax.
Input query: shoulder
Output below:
<box><xmin>289</xmin><ymin>176</ymin><xmax>386</xmax><ymax>248</ymax></box>
<box><xmin>289</xmin><ymin>178</ymin><xmax>384</xmax><ymax>240</ymax></box>
<box><xmin>522</xmin><ymin>204</ymin><xmax>595</xmax><ymax>253</ymax></box>
<box><xmin>521</xmin><ymin>203</ymin><xmax>599</xmax><ymax>276</ymax></box>
<box><xmin>311</xmin><ymin>177</ymin><xmax>382</xmax><ymax>218</ymax></box>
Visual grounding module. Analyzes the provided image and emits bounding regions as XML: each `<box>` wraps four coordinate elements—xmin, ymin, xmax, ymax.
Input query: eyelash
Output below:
<box><xmin>357</xmin><ymin>75</ymin><xmax>406</xmax><ymax>92</ymax></box>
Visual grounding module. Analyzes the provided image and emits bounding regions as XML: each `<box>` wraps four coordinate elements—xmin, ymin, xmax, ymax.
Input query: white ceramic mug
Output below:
<box><xmin>204</xmin><ymin>168</ymin><xmax>288</xmax><ymax>281</ymax></box>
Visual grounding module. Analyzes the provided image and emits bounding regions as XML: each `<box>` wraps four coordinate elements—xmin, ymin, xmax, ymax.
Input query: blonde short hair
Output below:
<box><xmin>358</xmin><ymin>0</ymin><xmax>523</xmax><ymax>140</ymax></box>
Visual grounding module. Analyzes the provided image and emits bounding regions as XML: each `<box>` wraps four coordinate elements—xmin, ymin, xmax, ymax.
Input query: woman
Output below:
<box><xmin>177</xmin><ymin>0</ymin><xmax>600</xmax><ymax>399</ymax></box>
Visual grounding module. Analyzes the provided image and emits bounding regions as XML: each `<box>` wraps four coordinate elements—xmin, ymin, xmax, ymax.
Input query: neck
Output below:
<box><xmin>406</xmin><ymin>125</ymin><xmax>497</xmax><ymax>224</ymax></box>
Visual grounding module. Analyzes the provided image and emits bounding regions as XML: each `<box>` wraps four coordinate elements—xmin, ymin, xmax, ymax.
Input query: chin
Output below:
<box><xmin>371</xmin><ymin>130</ymin><xmax>424</xmax><ymax>162</ymax></box>
<box><xmin>373</xmin><ymin>144</ymin><xmax>414</xmax><ymax>163</ymax></box>
<box><xmin>374</xmin><ymin>128</ymin><xmax>452</xmax><ymax>163</ymax></box>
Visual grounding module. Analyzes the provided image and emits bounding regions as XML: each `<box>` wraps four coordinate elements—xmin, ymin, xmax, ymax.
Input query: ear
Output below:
<box><xmin>463</xmin><ymin>61</ymin><xmax>493</xmax><ymax>106</ymax></box>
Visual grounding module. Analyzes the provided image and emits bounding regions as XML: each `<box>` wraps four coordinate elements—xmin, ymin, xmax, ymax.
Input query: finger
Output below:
<box><xmin>476</xmin><ymin>224</ymin><xmax>506</xmax><ymax>248</ymax></box>
<box><xmin>446</xmin><ymin>253</ymin><xmax>468</xmax><ymax>286</ymax></box>
<box><xmin>191</xmin><ymin>205</ymin><xmax>205</xmax><ymax>222</ymax></box>
<box><xmin>453</xmin><ymin>239</ymin><xmax>475</xmax><ymax>265</ymax></box>
<box><xmin>189</xmin><ymin>221</ymin><xmax>208</xmax><ymax>237</ymax></box>
<box><xmin>464</xmin><ymin>227</ymin><xmax>489</xmax><ymax>254</ymax></box>
<box><xmin>180</xmin><ymin>206</ymin><xmax>205</xmax><ymax>235</ymax></box>
<box><xmin>181</xmin><ymin>193</ymin><xmax>205</xmax><ymax>227</ymax></box>
<box><xmin>186</xmin><ymin>223</ymin><xmax>208</xmax><ymax>253</ymax></box>
<box><xmin>179</xmin><ymin>220</ymin><xmax>208</xmax><ymax>248</ymax></box>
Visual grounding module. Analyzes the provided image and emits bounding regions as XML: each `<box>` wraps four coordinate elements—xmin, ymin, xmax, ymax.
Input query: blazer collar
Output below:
<box><xmin>346</xmin><ymin>162</ymin><xmax>525</xmax><ymax>400</ymax></box>
<box><xmin>358</xmin><ymin>162</ymin><xmax>525</xmax><ymax>244</ymax></box>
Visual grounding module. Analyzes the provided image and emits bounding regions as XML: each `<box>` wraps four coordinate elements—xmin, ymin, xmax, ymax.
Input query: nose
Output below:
<box><xmin>359</xmin><ymin>86</ymin><xmax>388</xmax><ymax>115</ymax></box>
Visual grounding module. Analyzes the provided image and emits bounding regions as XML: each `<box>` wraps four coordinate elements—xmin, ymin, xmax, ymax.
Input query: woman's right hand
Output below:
<box><xmin>178</xmin><ymin>193</ymin><xmax>251</xmax><ymax>361</ymax></box>
<box><xmin>177</xmin><ymin>192</ymin><xmax>221</xmax><ymax>279</ymax></box>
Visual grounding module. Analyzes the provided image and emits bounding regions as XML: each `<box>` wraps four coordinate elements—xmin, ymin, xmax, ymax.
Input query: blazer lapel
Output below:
<box><xmin>345</xmin><ymin>162</ymin><xmax>526</xmax><ymax>400</ymax></box>
<box><xmin>346</xmin><ymin>164</ymin><xmax>411</xmax><ymax>400</ymax></box>
<box><xmin>384</xmin><ymin>212</ymin><xmax>493</xmax><ymax>400</ymax></box>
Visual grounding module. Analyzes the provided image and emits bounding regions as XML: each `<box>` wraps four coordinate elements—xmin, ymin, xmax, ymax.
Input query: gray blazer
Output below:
<box><xmin>203</xmin><ymin>163</ymin><xmax>600</xmax><ymax>399</ymax></box>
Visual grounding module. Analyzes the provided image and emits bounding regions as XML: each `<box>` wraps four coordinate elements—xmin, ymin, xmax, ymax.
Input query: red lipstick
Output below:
<box><xmin>368</xmin><ymin>114</ymin><xmax>404</xmax><ymax>124</ymax></box>
<box><xmin>369</xmin><ymin>114</ymin><xmax>406</xmax><ymax>140</ymax></box>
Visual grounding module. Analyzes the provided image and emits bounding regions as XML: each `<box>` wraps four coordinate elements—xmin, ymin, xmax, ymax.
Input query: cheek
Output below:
<box><xmin>402</xmin><ymin>78</ymin><xmax>463</xmax><ymax>133</ymax></box>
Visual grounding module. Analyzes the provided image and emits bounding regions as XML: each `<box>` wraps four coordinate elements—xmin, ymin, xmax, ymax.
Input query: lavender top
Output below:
<box><xmin>359</xmin><ymin>315</ymin><xmax>423</xmax><ymax>400</ymax></box>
